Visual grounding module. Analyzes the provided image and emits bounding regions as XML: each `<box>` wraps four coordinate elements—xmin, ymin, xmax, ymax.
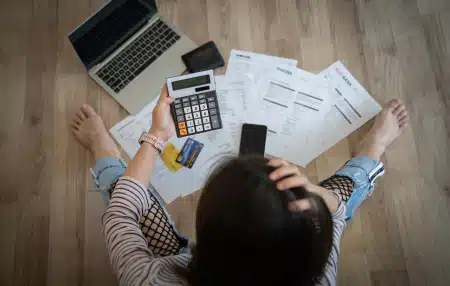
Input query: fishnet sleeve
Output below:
<box><xmin>319</xmin><ymin>175</ymin><xmax>354</xmax><ymax>205</ymax></box>
<box><xmin>109</xmin><ymin>179</ymin><xmax>188</xmax><ymax>256</ymax></box>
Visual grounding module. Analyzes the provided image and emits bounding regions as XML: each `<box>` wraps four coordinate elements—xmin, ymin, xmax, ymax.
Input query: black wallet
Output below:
<box><xmin>181</xmin><ymin>41</ymin><xmax>225</xmax><ymax>73</ymax></box>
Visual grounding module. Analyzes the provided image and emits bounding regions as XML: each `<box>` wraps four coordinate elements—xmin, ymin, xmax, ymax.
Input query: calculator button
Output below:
<box><xmin>174</xmin><ymin>99</ymin><xmax>181</xmax><ymax>104</ymax></box>
<box><xmin>204</xmin><ymin>123</ymin><xmax>211</xmax><ymax>130</ymax></box>
<box><xmin>182</xmin><ymin>97</ymin><xmax>189</xmax><ymax>102</ymax></box>
<box><xmin>185</xmin><ymin>113</ymin><xmax>193</xmax><ymax>120</ymax></box>
<box><xmin>203</xmin><ymin>117</ymin><xmax>210</xmax><ymax>123</ymax></box>
<box><xmin>184</xmin><ymin>107</ymin><xmax>192</xmax><ymax>113</ymax></box>
<box><xmin>191</xmin><ymin>100</ymin><xmax>199</xmax><ymax>105</ymax></box>
<box><xmin>198</xmin><ymin>94</ymin><xmax>205</xmax><ymax>99</ymax></box>
<box><xmin>210</xmin><ymin>108</ymin><xmax>217</xmax><ymax>115</ymax></box>
<box><xmin>199</xmin><ymin>99</ymin><xmax>206</xmax><ymax>104</ymax></box>
<box><xmin>187</xmin><ymin>120</ymin><xmax>194</xmax><ymax>127</ymax></box>
<box><xmin>175</xmin><ymin>109</ymin><xmax>183</xmax><ymax>115</ymax></box>
<box><xmin>194</xmin><ymin>119</ymin><xmax>202</xmax><ymax>125</ymax></box>
<box><xmin>183</xmin><ymin>102</ymin><xmax>190</xmax><ymax>108</ymax></box>
<box><xmin>208</xmin><ymin>102</ymin><xmax>216</xmax><ymax>108</ymax></box>
<box><xmin>207</xmin><ymin>97</ymin><xmax>215</xmax><ymax>102</ymax></box>
<box><xmin>192</xmin><ymin>105</ymin><xmax>200</xmax><ymax>112</ymax></box>
<box><xmin>211</xmin><ymin>115</ymin><xmax>220</xmax><ymax>129</ymax></box>
<box><xmin>196</xmin><ymin>125</ymin><xmax>204</xmax><ymax>132</ymax></box>
<box><xmin>178</xmin><ymin>122</ymin><xmax>186</xmax><ymax>129</ymax></box>
<box><xmin>188</xmin><ymin>127</ymin><xmax>196</xmax><ymax>134</ymax></box>
<box><xmin>200</xmin><ymin>103</ymin><xmax>208</xmax><ymax>110</ymax></box>
<box><xmin>194</xmin><ymin>112</ymin><xmax>201</xmax><ymax>119</ymax></box>
<box><xmin>174</xmin><ymin>104</ymin><xmax>182</xmax><ymax>109</ymax></box>
<box><xmin>201</xmin><ymin>110</ymin><xmax>209</xmax><ymax>117</ymax></box>
<box><xmin>177</xmin><ymin>115</ymin><xmax>185</xmax><ymax>122</ymax></box>
<box><xmin>190</xmin><ymin>95</ymin><xmax>198</xmax><ymax>101</ymax></box>
<box><xmin>179</xmin><ymin>128</ymin><xmax>188</xmax><ymax>136</ymax></box>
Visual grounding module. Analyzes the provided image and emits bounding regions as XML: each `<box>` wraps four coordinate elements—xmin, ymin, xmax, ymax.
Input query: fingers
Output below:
<box><xmin>269</xmin><ymin>164</ymin><xmax>299</xmax><ymax>181</ymax></box>
<box><xmin>165</xmin><ymin>96</ymin><xmax>175</xmax><ymax>104</ymax></box>
<box><xmin>157</xmin><ymin>84</ymin><xmax>169</xmax><ymax>104</ymax></box>
<box><xmin>276</xmin><ymin>175</ymin><xmax>310</xmax><ymax>190</ymax></box>
<box><xmin>288</xmin><ymin>199</ymin><xmax>312</xmax><ymax>212</ymax></box>
<box><xmin>267</xmin><ymin>158</ymin><xmax>289</xmax><ymax>168</ymax></box>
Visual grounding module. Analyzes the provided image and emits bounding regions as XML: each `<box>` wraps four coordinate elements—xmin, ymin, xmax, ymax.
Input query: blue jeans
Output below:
<box><xmin>334</xmin><ymin>156</ymin><xmax>385</xmax><ymax>220</ymax></box>
<box><xmin>91</xmin><ymin>155</ymin><xmax>384</xmax><ymax>222</ymax></box>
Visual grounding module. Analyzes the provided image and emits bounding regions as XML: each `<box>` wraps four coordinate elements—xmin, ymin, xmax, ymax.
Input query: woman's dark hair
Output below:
<box><xmin>186</xmin><ymin>156</ymin><xmax>333</xmax><ymax>286</ymax></box>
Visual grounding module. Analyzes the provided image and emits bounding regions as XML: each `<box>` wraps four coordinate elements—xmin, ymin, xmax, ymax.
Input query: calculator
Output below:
<box><xmin>167</xmin><ymin>70</ymin><xmax>222</xmax><ymax>138</ymax></box>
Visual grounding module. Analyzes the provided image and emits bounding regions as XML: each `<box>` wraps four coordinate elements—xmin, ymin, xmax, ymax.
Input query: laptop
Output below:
<box><xmin>69</xmin><ymin>0</ymin><xmax>197</xmax><ymax>114</ymax></box>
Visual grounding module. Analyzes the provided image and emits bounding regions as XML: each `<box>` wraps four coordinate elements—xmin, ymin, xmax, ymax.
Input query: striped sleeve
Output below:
<box><xmin>317</xmin><ymin>202</ymin><xmax>347</xmax><ymax>286</ymax></box>
<box><xmin>102</xmin><ymin>176</ymin><xmax>158</xmax><ymax>286</ymax></box>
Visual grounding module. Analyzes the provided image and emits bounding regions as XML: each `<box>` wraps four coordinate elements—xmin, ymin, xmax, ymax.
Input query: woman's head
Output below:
<box><xmin>188</xmin><ymin>156</ymin><xmax>333</xmax><ymax>286</ymax></box>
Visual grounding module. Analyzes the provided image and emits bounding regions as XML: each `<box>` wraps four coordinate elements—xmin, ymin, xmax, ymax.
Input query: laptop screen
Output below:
<box><xmin>69</xmin><ymin>0</ymin><xmax>158</xmax><ymax>70</ymax></box>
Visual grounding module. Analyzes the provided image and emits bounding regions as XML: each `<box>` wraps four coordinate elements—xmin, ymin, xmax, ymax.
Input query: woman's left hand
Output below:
<box><xmin>149</xmin><ymin>85</ymin><xmax>175</xmax><ymax>141</ymax></box>
<box><xmin>267</xmin><ymin>158</ymin><xmax>338</xmax><ymax>212</ymax></box>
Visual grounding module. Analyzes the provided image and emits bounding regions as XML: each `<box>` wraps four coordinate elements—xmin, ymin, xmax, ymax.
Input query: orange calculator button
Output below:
<box><xmin>178</xmin><ymin>122</ymin><xmax>186</xmax><ymax>129</ymax></box>
<box><xmin>179</xmin><ymin>128</ymin><xmax>187</xmax><ymax>136</ymax></box>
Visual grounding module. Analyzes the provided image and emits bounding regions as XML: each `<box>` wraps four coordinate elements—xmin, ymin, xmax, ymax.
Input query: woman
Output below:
<box><xmin>71</xmin><ymin>86</ymin><xmax>409</xmax><ymax>285</ymax></box>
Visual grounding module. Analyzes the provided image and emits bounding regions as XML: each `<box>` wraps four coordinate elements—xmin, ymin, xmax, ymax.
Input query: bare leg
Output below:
<box><xmin>321</xmin><ymin>99</ymin><xmax>410</xmax><ymax>203</ymax></box>
<box><xmin>355</xmin><ymin>99</ymin><xmax>409</xmax><ymax>161</ymax></box>
<box><xmin>71</xmin><ymin>104</ymin><xmax>188</xmax><ymax>255</ymax></box>
<box><xmin>70</xmin><ymin>104</ymin><xmax>121</xmax><ymax>161</ymax></box>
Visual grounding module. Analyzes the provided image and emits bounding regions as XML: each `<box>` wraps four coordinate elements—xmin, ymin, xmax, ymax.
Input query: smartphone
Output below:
<box><xmin>239</xmin><ymin>124</ymin><xmax>268</xmax><ymax>156</ymax></box>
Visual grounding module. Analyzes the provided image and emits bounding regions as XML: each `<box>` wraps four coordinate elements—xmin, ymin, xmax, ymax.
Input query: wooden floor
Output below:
<box><xmin>1</xmin><ymin>0</ymin><xmax>449</xmax><ymax>285</ymax></box>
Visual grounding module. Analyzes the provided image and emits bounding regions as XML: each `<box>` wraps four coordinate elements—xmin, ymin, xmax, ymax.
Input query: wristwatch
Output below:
<box><xmin>139</xmin><ymin>132</ymin><xmax>165</xmax><ymax>153</ymax></box>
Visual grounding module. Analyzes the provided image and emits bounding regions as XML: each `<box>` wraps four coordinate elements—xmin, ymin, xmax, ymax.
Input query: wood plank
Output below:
<box><xmin>417</xmin><ymin>0</ymin><xmax>450</xmax><ymax>15</ymax></box>
<box><xmin>1</xmin><ymin>0</ymin><xmax>450</xmax><ymax>284</ymax></box>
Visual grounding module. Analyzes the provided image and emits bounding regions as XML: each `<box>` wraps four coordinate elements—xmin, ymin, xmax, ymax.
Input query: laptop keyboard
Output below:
<box><xmin>96</xmin><ymin>19</ymin><xmax>181</xmax><ymax>93</ymax></box>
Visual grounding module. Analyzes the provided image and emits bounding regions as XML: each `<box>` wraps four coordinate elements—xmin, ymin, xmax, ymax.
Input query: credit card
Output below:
<box><xmin>161</xmin><ymin>142</ymin><xmax>183</xmax><ymax>172</ymax></box>
<box><xmin>176</xmin><ymin>138</ymin><xmax>204</xmax><ymax>168</ymax></box>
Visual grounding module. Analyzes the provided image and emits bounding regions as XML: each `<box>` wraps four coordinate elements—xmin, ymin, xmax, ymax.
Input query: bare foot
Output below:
<box><xmin>356</xmin><ymin>99</ymin><xmax>409</xmax><ymax>161</ymax></box>
<box><xmin>71</xmin><ymin>104</ymin><xmax>121</xmax><ymax>161</ymax></box>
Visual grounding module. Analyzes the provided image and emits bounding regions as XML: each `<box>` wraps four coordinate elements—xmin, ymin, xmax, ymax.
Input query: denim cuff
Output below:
<box><xmin>336</xmin><ymin>156</ymin><xmax>384</xmax><ymax>188</ymax></box>
<box><xmin>90</xmin><ymin>157</ymin><xmax>128</xmax><ymax>205</ymax></box>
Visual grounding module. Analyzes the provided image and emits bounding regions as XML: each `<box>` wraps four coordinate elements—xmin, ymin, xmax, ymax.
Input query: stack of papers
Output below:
<box><xmin>110</xmin><ymin>49</ymin><xmax>381</xmax><ymax>203</ymax></box>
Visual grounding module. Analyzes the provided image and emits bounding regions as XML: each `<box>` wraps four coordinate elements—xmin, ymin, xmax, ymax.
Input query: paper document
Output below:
<box><xmin>226</xmin><ymin>49</ymin><xmax>297</xmax><ymax>83</ymax></box>
<box><xmin>266</xmin><ymin>61</ymin><xmax>381</xmax><ymax>166</ymax></box>
<box><xmin>109</xmin><ymin>53</ymin><xmax>382</xmax><ymax>203</ymax></box>
<box><xmin>250</xmin><ymin>66</ymin><xmax>300</xmax><ymax>133</ymax></box>
<box><xmin>109</xmin><ymin>98</ymin><xmax>158</xmax><ymax>158</ymax></box>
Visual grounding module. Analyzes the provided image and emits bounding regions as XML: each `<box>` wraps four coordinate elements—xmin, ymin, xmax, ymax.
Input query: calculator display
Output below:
<box><xmin>172</xmin><ymin>75</ymin><xmax>210</xmax><ymax>91</ymax></box>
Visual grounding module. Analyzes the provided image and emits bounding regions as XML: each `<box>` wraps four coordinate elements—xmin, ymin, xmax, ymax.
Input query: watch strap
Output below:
<box><xmin>139</xmin><ymin>132</ymin><xmax>165</xmax><ymax>153</ymax></box>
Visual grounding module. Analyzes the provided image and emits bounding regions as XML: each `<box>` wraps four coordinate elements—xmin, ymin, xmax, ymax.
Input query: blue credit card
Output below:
<box><xmin>176</xmin><ymin>138</ymin><xmax>204</xmax><ymax>168</ymax></box>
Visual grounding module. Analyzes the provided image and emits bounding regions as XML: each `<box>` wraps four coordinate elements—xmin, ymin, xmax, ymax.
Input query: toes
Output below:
<box><xmin>70</xmin><ymin>121</ymin><xmax>79</xmax><ymax>129</ymax></box>
<box><xmin>397</xmin><ymin>109</ymin><xmax>408</xmax><ymax>119</ymax></box>
<box><xmin>72</xmin><ymin>115</ymin><xmax>82</xmax><ymax>125</ymax></box>
<box><xmin>387</xmin><ymin>99</ymin><xmax>401</xmax><ymax>110</ymax></box>
<box><xmin>400</xmin><ymin>121</ymin><xmax>409</xmax><ymax>130</ymax></box>
<box><xmin>399</xmin><ymin>115</ymin><xmax>409</xmax><ymax>126</ymax></box>
<box><xmin>76</xmin><ymin>110</ymin><xmax>86</xmax><ymax>121</ymax></box>
<box><xmin>392</xmin><ymin>103</ymin><xmax>406</xmax><ymax>116</ymax></box>
<box><xmin>81</xmin><ymin>104</ymin><xmax>97</xmax><ymax>118</ymax></box>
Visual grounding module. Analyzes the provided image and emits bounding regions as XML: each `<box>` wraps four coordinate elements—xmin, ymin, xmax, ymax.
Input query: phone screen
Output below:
<box><xmin>239</xmin><ymin>124</ymin><xmax>268</xmax><ymax>155</ymax></box>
